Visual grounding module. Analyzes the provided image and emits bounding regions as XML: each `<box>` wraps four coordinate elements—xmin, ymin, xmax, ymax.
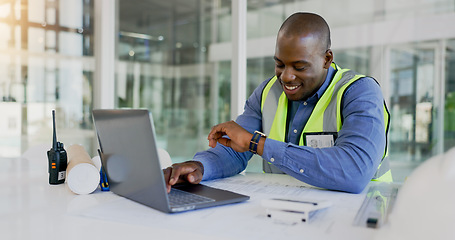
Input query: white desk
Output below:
<box><xmin>0</xmin><ymin>155</ymin><xmax>392</xmax><ymax>240</ymax></box>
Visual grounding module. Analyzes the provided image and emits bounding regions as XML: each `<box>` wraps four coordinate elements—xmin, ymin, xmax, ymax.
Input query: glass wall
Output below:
<box><xmin>389</xmin><ymin>43</ymin><xmax>437</xmax><ymax>162</ymax></box>
<box><xmin>117</xmin><ymin>0</ymin><xmax>232</xmax><ymax>162</ymax></box>
<box><xmin>0</xmin><ymin>0</ymin><xmax>95</xmax><ymax>157</ymax></box>
<box><xmin>445</xmin><ymin>39</ymin><xmax>455</xmax><ymax>152</ymax></box>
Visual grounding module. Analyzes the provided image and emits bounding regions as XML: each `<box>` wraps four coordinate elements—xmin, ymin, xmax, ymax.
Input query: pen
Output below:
<box><xmin>272</xmin><ymin>198</ymin><xmax>318</xmax><ymax>205</ymax></box>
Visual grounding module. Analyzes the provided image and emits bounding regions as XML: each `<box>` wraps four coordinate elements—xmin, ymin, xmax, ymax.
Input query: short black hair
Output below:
<box><xmin>279</xmin><ymin>12</ymin><xmax>331</xmax><ymax>51</ymax></box>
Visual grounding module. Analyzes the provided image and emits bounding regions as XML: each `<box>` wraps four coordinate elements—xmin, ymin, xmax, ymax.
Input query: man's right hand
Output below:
<box><xmin>163</xmin><ymin>161</ymin><xmax>204</xmax><ymax>193</ymax></box>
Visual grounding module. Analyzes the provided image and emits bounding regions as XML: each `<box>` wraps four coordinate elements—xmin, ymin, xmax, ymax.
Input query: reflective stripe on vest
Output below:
<box><xmin>260</xmin><ymin>63</ymin><xmax>392</xmax><ymax>182</ymax></box>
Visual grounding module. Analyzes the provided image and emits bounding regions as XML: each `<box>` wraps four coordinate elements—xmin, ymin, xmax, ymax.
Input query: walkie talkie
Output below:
<box><xmin>47</xmin><ymin>110</ymin><xmax>67</xmax><ymax>185</ymax></box>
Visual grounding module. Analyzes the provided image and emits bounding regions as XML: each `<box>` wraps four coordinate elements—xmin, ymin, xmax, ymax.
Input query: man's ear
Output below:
<box><xmin>323</xmin><ymin>49</ymin><xmax>333</xmax><ymax>69</ymax></box>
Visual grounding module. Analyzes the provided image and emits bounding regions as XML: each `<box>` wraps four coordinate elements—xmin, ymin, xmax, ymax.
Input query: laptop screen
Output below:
<box><xmin>93</xmin><ymin>109</ymin><xmax>170</xmax><ymax>212</ymax></box>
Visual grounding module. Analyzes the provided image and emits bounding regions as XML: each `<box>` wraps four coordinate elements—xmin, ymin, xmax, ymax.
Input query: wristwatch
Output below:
<box><xmin>249</xmin><ymin>131</ymin><xmax>266</xmax><ymax>154</ymax></box>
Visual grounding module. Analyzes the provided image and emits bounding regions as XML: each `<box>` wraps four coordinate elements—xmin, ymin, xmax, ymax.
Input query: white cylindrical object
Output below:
<box><xmin>157</xmin><ymin>148</ymin><xmax>172</xmax><ymax>168</ymax></box>
<box><xmin>66</xmin><ymin>144</ymin><xmax>100</xmax><ymax>195</ymax></box>
<box><xmin>91</xmin><ymin>155</ymin><xmax>102</xmax><ymax>171</ymax></box>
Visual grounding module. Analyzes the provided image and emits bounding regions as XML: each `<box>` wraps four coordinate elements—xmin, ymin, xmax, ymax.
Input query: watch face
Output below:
<box><xmin>254</xmin><ymin>131</ymin><xmax>266</xmax><ymax>137</ymax></box>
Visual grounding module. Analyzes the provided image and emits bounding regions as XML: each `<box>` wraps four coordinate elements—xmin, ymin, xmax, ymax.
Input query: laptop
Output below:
<box><xmin>92</xmin><ymin>109</ymin><xmax>249</xmax><ymax>213</ymax></box>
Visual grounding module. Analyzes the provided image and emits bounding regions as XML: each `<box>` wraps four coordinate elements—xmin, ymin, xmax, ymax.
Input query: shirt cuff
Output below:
<box><xmin>261</xmin><ymin>138</ymin><xmax>288</xmax><ymax>167</ymax></box>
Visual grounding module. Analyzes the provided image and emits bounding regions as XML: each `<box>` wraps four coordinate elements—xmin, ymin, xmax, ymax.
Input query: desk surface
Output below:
<box><xmin>1</xmin><ymin>155</ymin><xmax>391</xmax><ymax>240</ymax></box>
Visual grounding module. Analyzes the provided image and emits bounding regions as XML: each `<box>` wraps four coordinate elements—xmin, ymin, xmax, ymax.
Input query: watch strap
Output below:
<box><xmin>249</xmin><ymin>131</ymin><xmax>266</xmax><ymax>154</ymax></box>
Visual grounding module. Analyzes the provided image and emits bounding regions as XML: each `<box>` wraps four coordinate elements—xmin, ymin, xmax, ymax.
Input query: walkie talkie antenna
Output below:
<box><xmin>52</xmin><ymin>109</ymin><xmax>57</xmax><ymax>150</ymax></box>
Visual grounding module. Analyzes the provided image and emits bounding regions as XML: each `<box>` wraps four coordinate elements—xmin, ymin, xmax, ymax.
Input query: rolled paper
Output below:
<box><xmin>157</xmin><ymin>148</ymin><xmax>172</xmax><ymax>168</ymax></box>
<box><xmin>91</xmin><ymin>155</ymin><xmax>102</xmax><ymax>171</ymax></box>
<box><xmin>66</xmin><ymin>144</ymin><xmax>100</xmax><ymax>195</ymax></box>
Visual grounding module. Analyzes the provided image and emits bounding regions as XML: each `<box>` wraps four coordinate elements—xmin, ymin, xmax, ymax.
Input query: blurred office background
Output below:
<box><xmin>1</xmin><ymin>0</ymin><xmax>454</xmax><ymax>183</ymax></box>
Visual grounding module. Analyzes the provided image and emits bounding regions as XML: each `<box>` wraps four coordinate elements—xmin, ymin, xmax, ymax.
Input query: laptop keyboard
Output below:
<box><xmin>169</xmin><ymin>188</ymin><xmax>215</xmax><ymax>207</ymax></box>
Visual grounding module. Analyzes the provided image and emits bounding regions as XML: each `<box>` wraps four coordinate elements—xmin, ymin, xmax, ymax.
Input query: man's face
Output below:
<box><xmin>274</xmin><ymin>33</ymin><xmax>332</xmax><ymax>101</ymax></box>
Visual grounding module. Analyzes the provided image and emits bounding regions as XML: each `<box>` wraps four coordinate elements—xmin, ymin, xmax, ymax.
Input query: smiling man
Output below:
<box><xmin>164</xmin><ymin>12</ymin><xmax>391</xmax><ymax>194</ymax></box>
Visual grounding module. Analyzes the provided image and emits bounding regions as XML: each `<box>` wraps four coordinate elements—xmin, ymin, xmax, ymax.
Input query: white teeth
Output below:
<box><xmin>285</xmin><ymin>85</ymin><xmax>298</xmax><ymax>90</ymax></box>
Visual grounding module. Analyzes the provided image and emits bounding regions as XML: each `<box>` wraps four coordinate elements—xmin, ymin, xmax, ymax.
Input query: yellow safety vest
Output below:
<box><xmin>260</xmin><ymin>63</ymin><xmax>392</xmax><ymax>182</ymax></box>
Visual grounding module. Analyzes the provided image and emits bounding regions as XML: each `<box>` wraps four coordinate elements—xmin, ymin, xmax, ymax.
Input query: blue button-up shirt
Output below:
<box><xmin>194</xmin><ymin>65</ymin><xmax>386</xmax><ymax>193</ymax></box>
